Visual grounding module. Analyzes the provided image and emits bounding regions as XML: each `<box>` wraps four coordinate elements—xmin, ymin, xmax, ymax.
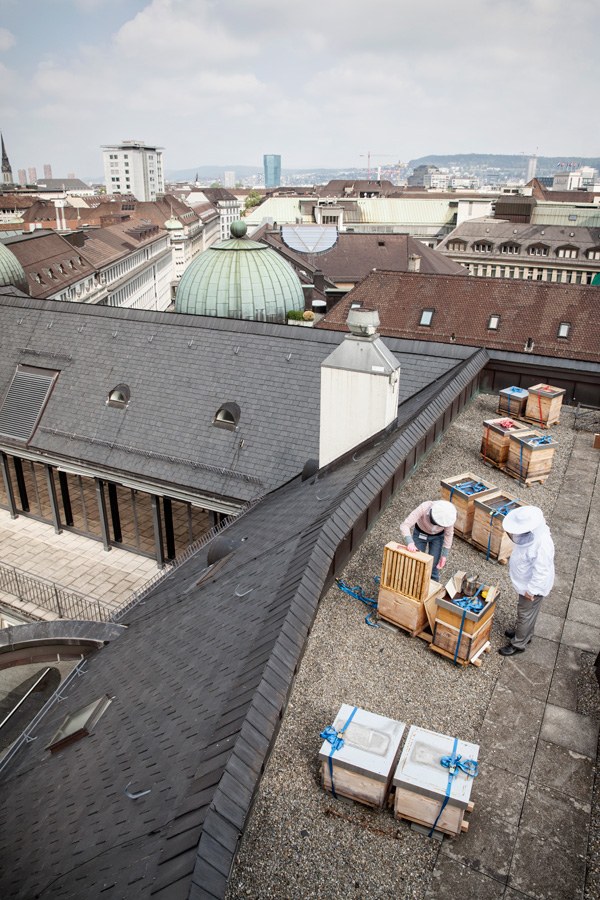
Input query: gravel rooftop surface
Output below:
<box><xmin>226</xmin><ymin>393</ymin><xmax>600</xmax><ymax>900</ymax></box>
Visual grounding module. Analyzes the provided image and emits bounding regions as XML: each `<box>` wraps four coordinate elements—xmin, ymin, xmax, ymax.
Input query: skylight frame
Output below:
<box><xmin>45</xmin><ymin>694</ymin><xmax>112</xmax><ymax>754</ymax></box>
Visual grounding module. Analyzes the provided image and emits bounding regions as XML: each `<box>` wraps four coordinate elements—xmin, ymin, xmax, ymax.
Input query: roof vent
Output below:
<box><xmin>214</xmin><ymin>401</ymin><xmax>240</xmax><ymax>430</ymax></box>
<box><xmin>346</xmin><ymin>307</ymin><xmax>380</xmax><ymax>337</ymax></box>
<box><xmin>302</xmin><ymin>459</ymin><xmax>319</xmax><ymax>482</ymax></box>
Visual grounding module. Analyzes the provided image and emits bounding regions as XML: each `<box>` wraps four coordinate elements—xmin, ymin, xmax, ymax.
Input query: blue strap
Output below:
<box><xmin>428</xmin><ymin>738</ymin><xmax>478</xmax><ymax>836</ymax></box>
<box><xmin>528</xmin><ymin>435</ymin><xmax>552</xmax><ymax>445</ymax></box>
<box><xmin>320</xmin><ymin>707</ymin><xmax>358</xmax><ymax>798</ymax></box>
<box><xmin>453</xmin><ymin>584</ymin><xmax>483</xmax><ymax>663</ymax></box>
<box><xmin>453</xmin><ymin>609</ymin><xmax>468</xmax><ymax>666</ymax></box>
<box><xmin>519</xmin><ymin>442</ymin><xmax>523</xmax><ymax>485</ymax></box>
<box><xmin>453</xmin><ymin>480</ymin><xmax>487</xmax><ymax>496</ymax></box>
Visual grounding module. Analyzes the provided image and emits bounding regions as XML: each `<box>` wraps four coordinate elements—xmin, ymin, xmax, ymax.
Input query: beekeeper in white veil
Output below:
<box><xmin>499</xmin><ymin>506</ymin><xmax>555</xmax><ymax>656</ymax></box>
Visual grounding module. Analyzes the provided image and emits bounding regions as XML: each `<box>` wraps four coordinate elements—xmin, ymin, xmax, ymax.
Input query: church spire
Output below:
<box><xmin>1</xmin><ymin>133</ymin><xmax>14</xmax><ymax>186</ymax></box>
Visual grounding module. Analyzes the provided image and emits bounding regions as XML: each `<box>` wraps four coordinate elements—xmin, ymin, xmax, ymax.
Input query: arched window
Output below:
<box><xmin>107</xmin><ymin>383</ymin><xmax>131</xmax><ymax>409</ymax></box>
<box><xmin>214</xmin><ymin>402</ymin><xmax>241</xmax><ymax>430</ymax></box>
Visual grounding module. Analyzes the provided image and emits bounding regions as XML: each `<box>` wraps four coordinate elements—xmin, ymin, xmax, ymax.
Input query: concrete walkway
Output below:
<box><xmin>427</xmin><ymin>431</ymin><xmax>600</xmax><ymax>899</ymax></box>
<box><xmin>0</xmin><ymin>508</ymin><xmax>158</xmax><ymax>620</ymax></box>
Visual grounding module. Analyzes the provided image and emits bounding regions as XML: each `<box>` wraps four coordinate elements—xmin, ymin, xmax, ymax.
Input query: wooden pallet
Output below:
<box><xmin>480</xmin><ymin>454</ymin><xmax>549</xmax><ymax>486</ymax></box>
<box><xmin>429</xmin><ymin>640</ymin><xmax>491</xmax><ymax>667</ymax></box>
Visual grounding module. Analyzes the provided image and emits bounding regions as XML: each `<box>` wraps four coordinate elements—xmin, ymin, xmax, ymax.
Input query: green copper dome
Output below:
<box><xmin>175</xmin><ymin>221</ymin><xmax>304</xmax><ymax>323</ymax></box>
<box><xmin>0</xmin><ymin>242</ymin><xmax>28</xmax><ymax>294</ymax></box>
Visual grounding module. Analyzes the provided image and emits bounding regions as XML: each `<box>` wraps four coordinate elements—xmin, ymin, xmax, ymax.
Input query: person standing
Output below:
<box><xmin>499</xmin><ymin>505</ymin><xmax>554</xmax><ymax>656</ymax></box>
<box><xmin>400</xmin><ymin>500</ymin><xmax>457</xmax><ymax>582</ymax></box>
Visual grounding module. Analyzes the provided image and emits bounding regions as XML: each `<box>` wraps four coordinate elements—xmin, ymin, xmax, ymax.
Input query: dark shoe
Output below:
<box><xmin>505</xmin><ymin>629</ymin><xmax>531</xmax><ymax>644</ymax></box>
<box><xmin>499</xmin><ymin>644</ymin><xmax>525</xmax><ymax>656</ymax></box>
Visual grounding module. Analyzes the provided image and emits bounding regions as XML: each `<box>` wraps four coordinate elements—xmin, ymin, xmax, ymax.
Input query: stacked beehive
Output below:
<box><xmin>480</xmin><ymin>418</ymin><xmax>530</xmax><ymax>466</ymax></box>
<box><xmin>393</xmin><ymin>726</ymin><xmax>478</xmax><ymax>836</ymax></box>
<box><xmin>471</xmin><ymin>491</ymin><xmax>528</xmax><ymax>561</ymax></box>
<box><xmin>431</xmin><ymin>576</ymin><xmax>498</xmax><ymax>664</ymax></box>
<box><xmin>319</xmin><ymin>705</ymin><xmax>406</xmax><ymax>809</ymax></box>
<box><xmin>525</xmin><ymin>383</ymin><xmax>566</xmax><ymax>427</ymax></box>
<box><xmin>440</xmin><ymin>473</ymin><xmax>497</xmax><ymax>538</ymax></box>
<box><xmin>506</xmin><ymin>431</ymin><xmax>557</xmax><ymax>483</ymax></box>
<box><xmin>498</xmin><ymin>386</ymin><xmax>529</xmax><ymax>418</ymax></box>
<box><xmin>377</xmin><ymin>542</ymin><xmax>441</xmax><ymax>636</ymax></box>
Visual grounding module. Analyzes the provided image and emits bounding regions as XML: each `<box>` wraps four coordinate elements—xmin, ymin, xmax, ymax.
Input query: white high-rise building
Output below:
<box><xmin>101</xmin><ymin>140</ymin><xmax>164</xmax><ymax>201</ymax></box>
<box><xmin>224</xmin><ymin>170</ymin><xmax>235</xmax><ymax>187</ymax></box>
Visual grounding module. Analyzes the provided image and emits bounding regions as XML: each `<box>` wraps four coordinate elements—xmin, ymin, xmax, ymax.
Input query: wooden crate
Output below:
<box><xmin>440</xmin><ymin>472</ymin><xmax>498</xmax><ymax>538</ymax></box>
<box><xmin>525</xmin><ymin>383</ymin><xmax>566</xmax><ymax>427</ymax></box>
<box><xmin>480</xmin><ymin>418</ymin><xmax>530</xmax><ymax>466</ymax></box>
<box><xmin>378</xmin><ymin>578</ymin><xmax>445</xmax><ymax>636</ymax></box>
<box><xmin>432</xmin><ymin>581</ymin><xmax>498</xmax><ymax>663</ymax></box>
<box><xmin>393</xmin><ymin>725</ymin><xmax>478</xmax><ymax>836</ymax></box>
<box><xmin>498</xmin><ymin>386</ymin><xmax>529</xmax><ymax>417</ymax></box>
<box><xmin>319</xmin><ymin>704</ymin><xmax>406</xmax><ymax>809</ymax></box>
<box><xmin>506</xmin><ymin>431</ymin><xmax>557</xmax><ymax>483</ymax></box>
<box><xmin>471</xmin><ymin>491</ymin><xmax>528</xmax><ymax>561</ymax></box>
<box><xmin>380</xmin><ymin>542</ymin><xmax>433</xmax><ymax>602</ymax></box>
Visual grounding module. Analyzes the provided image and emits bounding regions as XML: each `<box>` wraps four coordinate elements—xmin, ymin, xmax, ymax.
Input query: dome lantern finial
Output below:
<box><xmin>230</xmin><ymin>220</ymin><xmax>247</xmax><ymax>239</ymax></box>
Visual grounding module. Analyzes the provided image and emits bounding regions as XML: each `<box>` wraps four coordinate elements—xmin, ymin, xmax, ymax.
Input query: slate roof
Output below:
<box><xmin>437</xmin><ymin>220</ymin><xmax>600</xmax><ymax>258</ymax></box>
<box><xmin>0</xmin><ymin>347</ymin><xmax>488</xmax><ymax>900</ymax></box>
<box><xmin>262</xmin><ymin>230</ymin><xmax>465</xmax><ymax>283</ymax></box>
<box><xmin>34</xmin><ymin>178</ymin><xmax>92</xmax><ymax>192</ymax></box>
<box><xmin>0</xmin><ymin>292</ymin><xmax>468</xmax><ymax>506</ymax></box>
<box><xmin>316</xmin><ymin>270</ymin><xmax>600</xmax><ymax>363</ymax></box>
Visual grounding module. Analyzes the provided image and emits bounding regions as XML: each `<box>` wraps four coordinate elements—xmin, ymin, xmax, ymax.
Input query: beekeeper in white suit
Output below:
<box><xmin>499</xmin><ymin>505</ymin><xmax>555</xmax><ymax>656</ymax></box>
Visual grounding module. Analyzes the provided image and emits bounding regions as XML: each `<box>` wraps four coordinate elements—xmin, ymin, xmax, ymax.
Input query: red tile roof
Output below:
<box><xmin>316</xmin><ymin>270</ymin><xmax>600</xmax><ymax>362</ymax></box>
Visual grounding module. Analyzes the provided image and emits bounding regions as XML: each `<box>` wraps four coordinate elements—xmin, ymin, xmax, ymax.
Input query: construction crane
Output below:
<box><xmin>360</xmin><ymin>152</ymin><xmax>395</xmax><ymax>181</ymax></box>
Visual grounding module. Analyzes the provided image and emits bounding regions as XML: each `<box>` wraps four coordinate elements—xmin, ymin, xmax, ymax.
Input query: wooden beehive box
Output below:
<box><xmin>480</xmin><ymin>418</ymin><xmax>530</xmax><ymax>466</ymax></box>
<box><xmin>380</xmin><ymin>542</ymin><xmax>433</xmax><ymax>602</ymax></box>
<box><xmin>471</xmin><ymin>491</ymin><xmax>528</xmax><ymax>561</ymax></box>
<box><xmin>506</xmin><ymin>431</ymin><xmax>557</xmax><ymax>483</ymax></box>
<box><xmin>498</xmin><ymin>386</ymin><xmax>529</xmax><ymax>417</ymax></box>
<box><xmin>432</xmin><ymin>577</ymin><xmax>498</xmax><ymax>663</ymax></box>
<box><xmin>319</xmin><ymin>704</ymin><xmax>406</xmax><ymax>809</ymax></box>
<box><xmin>378</xmin><ymin>576</ymin><xmax>445</xmax><ymax>636</ymax></box>
<box><xmin>525</xmin><ymin>383</ymin><xmax>566</xmax><ymax>427</ymax></box>
<box><xmin>393</xmin><ymin>725</ymin><xmax>479</xmax><ymax>836</ymax></box>
<box><xmin>440</xmin><ymin>473</ymin><xmax>498</xmax><ymax>538</ymax></box>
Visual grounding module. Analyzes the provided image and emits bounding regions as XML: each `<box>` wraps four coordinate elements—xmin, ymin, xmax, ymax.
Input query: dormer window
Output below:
<box><xmin>557</xmin><ymin>246</ymin><xmax>578</xmax><ymax>259</ymax></box>
<box><xmin>214</xmin><ymin>401</ymin><xmax>240</xmax><ymax>430</ymax></box>
<box><xmin>528</xmin><ymin>244</ymin><xmax>549</xmax><ymax>257</ymax></box>
<box><xmin>488</xmin><ymin>314</ymin><xmax>500</xmax><ymax>330</ymax></box>
<box><xmin>473</xmin><ymin>242</ymin><xmax>492</xmax><ymax>253</ymax></box>
<box><xmin>448</xmin><ymin>240</ymin><xmax>467</xmax><ymax>252</ymax></box>
<box><xmin>500</xmin><ymin>242</ymin><xmax>520</xmax><ymax>255</ymax></box>
<box><xmin>419</xmin><ymin>309</ymin><xmax>434</xmax><ymax>327</ymax></box>
<box><xmin>558</xmin><ymin>322</ymin><xmax>570</xmax><ymax>338</ymax></box>
<box><xmin>587</xmin><ymin>248</ymin><xmax>600</xmax><ymax>260</ymax></box>
<box><xmin>107</xmin><ymin>383</ymin><xmax>131</xmax><ymax>409</ymax></box>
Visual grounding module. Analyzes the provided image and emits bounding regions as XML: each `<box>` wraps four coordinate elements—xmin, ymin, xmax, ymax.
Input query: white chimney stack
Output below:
<box><xmin>319</xmin><ymin>308</ymin><xmax>401</xmax><ymax>468</ymax></box>
<box><xmin>408</xmin><ymin>254</ymin><xmax>421</xmax><ymax>273</ymax></box>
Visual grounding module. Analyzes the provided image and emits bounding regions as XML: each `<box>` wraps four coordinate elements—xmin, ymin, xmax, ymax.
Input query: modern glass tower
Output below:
<box><xmin>263</xmin><ymin>154</ymin><xmax>281</xmax><ymax>188</ymax></box>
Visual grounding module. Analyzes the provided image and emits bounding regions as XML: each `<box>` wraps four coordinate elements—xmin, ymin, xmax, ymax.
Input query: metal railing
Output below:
<box><xmin>0</xmin><ymin>659</ymin><xmax>88</xmax><ymax>776</ymax></box>
<box><xmin>0</xmin><ymin>563</ymin><xmax>111</xmax><ymax>623</ymax></box>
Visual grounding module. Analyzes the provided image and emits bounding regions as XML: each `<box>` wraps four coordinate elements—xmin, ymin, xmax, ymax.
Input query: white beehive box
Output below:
<box><xmin>319</xmin><ymin>704</ymin><xmax>406</xmax><ymax>809</ymax></box>
<box><xmin>393</xmin><ymin>725</ymin><xmax>479</xmax><ymax>835</ymax></box>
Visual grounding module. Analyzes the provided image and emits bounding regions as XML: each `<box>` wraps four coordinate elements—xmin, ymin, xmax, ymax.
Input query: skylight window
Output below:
<box><xmin>46</xmin><ymin>695</ymin><xmax>112</xmax><ymax>754</ymax></box>
<box><xmin>488</xmin><ymin>314</ymin><xmax>500</xmax><ymax>330</ymax></box>
<box><xmin>558</xmin><ymin>322</ymin><xmax>570</xmax><ymax>338</ymax></box>
<box><xmin>107</xmin><ymin>383</ymin><xmax>131</xmax><ymax>408</ymax></box>
<box><xmin>0</xmin><ymin>366</ymin><xmax>59</xmax><ymax>442</ymax></box>
<box><xmin>419</xmin><ymin>309</ymin><xmax>434</xmax><ymax>327</ymax></box>
<box><xmin>214</xmin><ymin>401</ymin><xmax>240</xmax><ymax>430</ymax></box>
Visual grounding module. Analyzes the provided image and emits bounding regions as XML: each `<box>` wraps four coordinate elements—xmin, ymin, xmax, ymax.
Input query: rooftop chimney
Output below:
<box><xmin>319</xmin><ymin>308</ymin><xmax>401</xmax><ymax>468</ymax></box>
<box><xmin>408</xmin><ymin>253</ymin><xmax>421</xmax><ymax>273</ymax></box>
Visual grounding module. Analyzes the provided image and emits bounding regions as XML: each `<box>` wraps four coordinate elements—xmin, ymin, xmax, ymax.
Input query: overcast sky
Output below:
<box><xmin>1</xmin><ymin>0</ymin><xmax>598</xmax><ymax>179</ymax></box>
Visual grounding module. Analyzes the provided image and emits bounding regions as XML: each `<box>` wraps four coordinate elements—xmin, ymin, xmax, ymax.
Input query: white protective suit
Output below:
<box><xmin>508</xmin><ymin>518</ymin><xmax>555</xmax><ymax>597</ymax></box>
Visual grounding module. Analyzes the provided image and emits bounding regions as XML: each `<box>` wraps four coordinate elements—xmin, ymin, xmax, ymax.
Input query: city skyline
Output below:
<box><xmin>0</xmin><ymin>0</ymin><xmax>599</xmax><ymax>179</ymax></box>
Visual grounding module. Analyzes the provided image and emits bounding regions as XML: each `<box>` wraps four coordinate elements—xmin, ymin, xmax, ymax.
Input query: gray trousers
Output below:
<box><xmin>512</xmin><ymin>593</ymin><xmax>544</xmax><ymax>649</ymax></box>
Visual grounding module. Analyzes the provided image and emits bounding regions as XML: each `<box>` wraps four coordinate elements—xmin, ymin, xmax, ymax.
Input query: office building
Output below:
<box><xmin>224</xmin><ymin>170</ymin><xmax>235</xmax><ymax>188</ymax></box>
<box><xmin>27</xmin><ymin>167</ymin><xmax>37</xmax><ymax>184</ymax></box>
<box><xmin>43</xmin><ymin>164</ymin><xmax>53</xmax><ymax>180</ymax></box>
<box><xmin>17</xmin><ymin>169</ymin><xmax>27</xmax><ymax>186</ymax></box>
<box><xmin>264</xmin><ymin>154</ymin><xmax>281</xmax><ymax>189</ymax></box>
<box><xmin>102</xmin><ymin>140</ymin><xmax>165</xmax><ymax>202</ymax></box>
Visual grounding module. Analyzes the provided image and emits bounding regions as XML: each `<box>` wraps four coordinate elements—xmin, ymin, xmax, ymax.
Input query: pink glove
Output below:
<box><xmin>437</xmin><ymin>556</ymin><xmax>447</xmax><ymax>569</ymax></box>
<box><xmin>407</xmin><ymin>542</ymin><xmax>417</xmax><ymax>552</ymax></box>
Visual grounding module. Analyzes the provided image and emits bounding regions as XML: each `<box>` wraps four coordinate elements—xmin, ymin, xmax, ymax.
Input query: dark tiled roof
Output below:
<box><xmin>263</xmin><ymin>231</ymin><xmax>465</xmax><ymax>281</ymax></box>
<box><xmin>34</xmin><ymin>178</ymin><xmax>91</xmax><ymax>191</ymax></box>
<box><xmin>2</xmin><ymin>231</ymin><xmax>96</xmax><ymax>298</ymax></box>
<box><xmin>316</xmin><ymin>270</ymin><xmax>600</xmax><ymax>362</ymax></box>
<box><xmin>0</xmin><ymin>293</ymin><xmax>466</xmax><ymax>504</ymax></box>
<box><xmin>0</xmin><ymin>348</ymin><xmax>488</xmax><ymax>900</ymax></box>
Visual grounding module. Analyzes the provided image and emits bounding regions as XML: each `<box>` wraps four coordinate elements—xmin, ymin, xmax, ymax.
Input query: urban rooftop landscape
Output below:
<box><xmin>0</xmin><ymin>3</ymin><xmax>599</xmax><ymax>899</ymax></box>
